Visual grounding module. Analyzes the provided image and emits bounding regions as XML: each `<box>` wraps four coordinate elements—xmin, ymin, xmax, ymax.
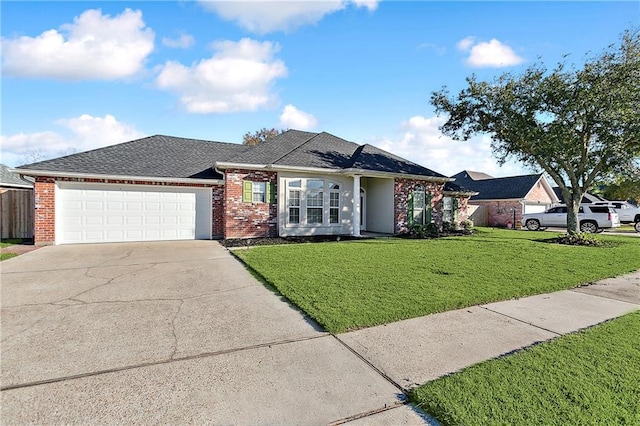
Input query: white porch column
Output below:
<box><xmin>353</xmin><ymin>175</ymin><xmax>361</xmax><ymax>237</ymax></box>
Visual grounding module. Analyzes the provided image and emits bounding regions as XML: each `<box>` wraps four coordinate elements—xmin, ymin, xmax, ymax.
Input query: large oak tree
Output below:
<box><xmin>432</xmin><ymin>29</ymin><xmax>640</xmax><ymax>233</ymax></box>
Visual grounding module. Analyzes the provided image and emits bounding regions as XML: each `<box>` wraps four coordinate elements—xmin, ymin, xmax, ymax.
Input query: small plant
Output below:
<box><xmin>409</xmin><ymin>223</ymin><xmax>440</xmax><ymax>238</ymax></box>
<box><xmin>442</xmin><ymin>221</ymin><xmax>457</xmax><ymax>233</ymax></box>
<box><xmin>551</xmin><ymin>233</ymin><xmax>604</xmax><ymax>247</ymax></box>
<box><xmin>460</xmin><ymin>219</ymin><xmax>473</xmax><ymax>230</ymax></box>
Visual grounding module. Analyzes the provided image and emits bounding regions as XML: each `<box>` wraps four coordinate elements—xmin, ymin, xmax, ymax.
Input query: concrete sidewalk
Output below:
<box><xmin>339</xmin><ymin>271</ymin><xmax>640</xmax><ymax>394</ymax></box>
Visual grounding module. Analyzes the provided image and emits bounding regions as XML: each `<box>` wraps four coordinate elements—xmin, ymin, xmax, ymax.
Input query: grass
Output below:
<box><xmin>410</xmin><ymin>311</ymin><xmax>640</xmax><ymax>425</ymax></box>
<box><xmin>0</xmin><ymin>238</ymin><xmax>23</xmax><ymax>248</ymax></box>
<box><xmin>235</xmin><ymin>228</ymin><xmax>640</xmax><ymax>333</ymax></box>
<box><xmin>0</xmin><ymin>253</ymin><xmax>18</xmax><ymax>261</ymax></box>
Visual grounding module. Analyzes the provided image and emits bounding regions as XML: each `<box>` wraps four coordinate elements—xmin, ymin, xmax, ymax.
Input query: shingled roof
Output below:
<box><xmin>16</xmin><ymin>135</ymin><xmax>249</xmax><ymax>180</ymax></box>
<box><xmin>452</xmin><ymin>170</ymin><xmax>544</xmax><ymax>200</ymax></box>
<box><xmin>1</xmin><ymin>163</ymin><xmax>33</xmax><ymax>188</ymax></box>
<box><xmin>16</xmin><ymin>130</ymin><xmax>447</xmax><ymax>181</ymax></box>
<box><xmin>227</xmin><ymin>130</ymin><xmax>446</xmax><ymax>178</ymax></box>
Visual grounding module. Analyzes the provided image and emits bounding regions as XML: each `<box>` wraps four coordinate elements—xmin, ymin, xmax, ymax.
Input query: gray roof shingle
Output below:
<box><xmin>16</xmin><ymin>130</ymin><xmax>447</xmax><ymax>181</ymax></box>
<box><xmin>16</xmin><ymin>135</ymin><xmax>249</xmax><ymax>180</ymax></box>
<box><xmin>1</xmin><ymin>163</ymin><xmax>34</xmax><ymax>188</ymax></box>
<box><xmin>452</xmin><ymin>171</ymin><xmax>543</xmax><ymax>200</ymax></box>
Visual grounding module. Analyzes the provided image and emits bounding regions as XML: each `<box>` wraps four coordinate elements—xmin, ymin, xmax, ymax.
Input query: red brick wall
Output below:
<box><xmin>224</xmin><ymin>169</ymin><xmax>278</xmax><ymax>238</ymax></box>
<box><xmin>212</xmin><ymin>186</ymin><xmax>224</xmax><ymax>238</ymax></box>
<box><xmin>456</xmin><ymin>197</ymin><xmax>471</xmax><ymax>222</ymax></box>
<box><xmin>34</xmin><ymin>177</ymin><xmax>55</xmax><ymax>245</ymax></box>
<box><xmin>473</xmin><ymin>200</ymin><xmax>523</xmax><ymax>227</ymax></box>
<box><xmin>394</xmin><ymin>178</ymin><xmax>445</xmax><ymax>234</ymax></box>
<box><xmin>33</xmin><ymin>176</ymin><xmax>221</xmax><ymax>245</ymax></box>
<box><xmin>526</xmin><ymin>179</ymin><xmax>555</xmax><ymax>203</ymax></box>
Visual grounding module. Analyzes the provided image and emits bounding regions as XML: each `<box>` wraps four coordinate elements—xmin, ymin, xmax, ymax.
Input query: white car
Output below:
<box><xmin>523</xmin><ymin>204</ymin><xmax>620</xmax><ymax>233</ymax></box>
<box><xmin>594</xmin><ymin>201</ymin><xmax>640</xmax><ymax>224</ymax></box>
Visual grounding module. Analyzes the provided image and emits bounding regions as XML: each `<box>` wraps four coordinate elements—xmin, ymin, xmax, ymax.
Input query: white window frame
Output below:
<box><xmin>252</xmin><ymin>182</ymin><xmax>266</xmax><ymax>203</ymax></box>
<box><xmin>284</xmin><ymin>178</ymin><xmax>343</xmax><ymax>227</ymax></box>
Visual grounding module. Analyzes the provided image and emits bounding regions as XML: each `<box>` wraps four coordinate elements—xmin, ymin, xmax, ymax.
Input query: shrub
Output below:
<box><xmin>409</xmin><ymin>223</ymin><xmax>440</xmax><ymax>238</ymax></box>
<box><xmin>460</xmin><ymin>219</ymin><xmax>473</xmax><ymax>230</ymax></box>
<box><xmin>442</xmin><ymin>221</ymin><xmax>458</xmax><ymax>233</ymax></box>
<box><xmin>550</xmin><ymin>233</ymin><xmax>604</xmax><ymax>247</ymax></box>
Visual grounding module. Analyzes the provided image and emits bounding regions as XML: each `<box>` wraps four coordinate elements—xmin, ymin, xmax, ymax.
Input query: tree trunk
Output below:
<box><xmin>565</xmin><ymin>191</ymin><xmax>582</xmax><ymax>234</ymax></box>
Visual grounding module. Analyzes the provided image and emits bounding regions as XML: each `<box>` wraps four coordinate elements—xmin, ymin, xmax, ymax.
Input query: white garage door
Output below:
<box><xmin>524</xmin><ymin>204</ymin><xmax>548</xmax><ymax>214</ymax></box>
<box><xmin>56</xmin><ymin>182</ymin><xmax>211</xmax><ymax>244</ymax></box>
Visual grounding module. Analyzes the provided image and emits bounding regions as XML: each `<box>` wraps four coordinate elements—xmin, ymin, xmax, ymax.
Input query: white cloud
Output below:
<box><xmin>198</xmin><ymin>0</ymin><xmax>377</xmax><ymax>34</ymax></box>
<box><xmin>456</xmin><ymin>36</ymin><xmax>475</xmax><ymax>51</ymax></box>
<box><xmin>279</xmin><ymin>105</ymin><xmax>318</xmax><ymax>130</ymax></box>
<box><xmin>0</xmin><ymin>114</ymin><xmax>145</xmax><ymax>166</ymax></box>
<box><xmin>162</xmin><ymin>33</ymin><xmax>195</xmax><ymax>49</ymax></box>
<box><xmin>156</xmin><ymin>38</ymin><xmax>287</xmax><ymax>114</ymax></box>
<box><xmin>367</xmin><ymin>115</ymin><xmax>529</xmax><ymax>178</ymax></box>
<box><xmin>456</xmin><ymin>37</ymin><xmax>524</xmax><ymax>68</ymax></box>
<box><xmin>351</xmin><ymin>0</ymin><xmax>379</xmax><ymax>11</ymax></box>
<box><xmin>1</xmin><ymin>9</ymin><xmax>154</xmax><ymax>80</ymax></box>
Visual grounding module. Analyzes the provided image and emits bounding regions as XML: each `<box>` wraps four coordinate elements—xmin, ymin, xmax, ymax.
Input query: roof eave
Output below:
<box><xmin>444</xmin><ymin>190</ymin><xmax>479</xmax><ymax>197</ymax></box>
<box><xmin>341</xmin><ymin>168</ymin><xmax>453</xmax><ymax>182</ymax></box>
<box><xmin>13</xmin><ymin>169</ymin><xmax>224</xmax><ymax>185</ymax></box>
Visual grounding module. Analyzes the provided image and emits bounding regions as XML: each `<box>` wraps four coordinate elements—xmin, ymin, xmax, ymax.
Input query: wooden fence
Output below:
<box><xmin>1</xmin><ymin>188</ymin><xmax>34</xmax><ymax>240</ymax></box>
<box><xmin>469</xmin><ymin>204</ymin><xmax>489</xmax><ymax>227</ymax></box>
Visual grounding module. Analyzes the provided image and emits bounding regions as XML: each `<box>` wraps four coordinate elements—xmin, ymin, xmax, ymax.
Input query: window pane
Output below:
<box><xmin>307</xmin><ymin>191</ymin><xmax>323</xmax><ymax>207</ymax></box>
<box><xmin>307</xmin><ymin>208</ymin><xmax>323</xmax><ymax>224</ymax></box>
<box><xmin>252</xmin><ymin>182</ymin><xmax>265</xmax><ymax>203</ymax></box>
<box><xmin>288</xmin><ymin>180</ymin><xmax>301</xmax><ymax>188</ymax></box>
<box><xmin>413</xmin><ymin>190</ymin><xmax>425</xmax><ymax>207</ymax></box>
<box><xmin>329</xmin><ymin>182</ymin><xmax>340</xmax><ymax>190</ymax></box>
<box><xmin>288</xmin><ymin>190</ymin><xmax>300</xmax><ymax>207</ymax></box>
<box><xmin>330</xmin><ymin>208</ymin><xmax>339</xmax><ymax>224</ymax></box>
<box><xmin>330</xmin><ymin>192</ymin><xmax>339</xmax><ymax>207</ymax></box>
<box><xmin>307</xmin><ymin>180</ymin><xmax>323</xmax><ymax>189</ymax></box>
<box><xmin>443</xmin><ymin>197</ymin><xmax>453</xmax><ymax>209</ymax></box>
<box><xmin>289</xmin><ymin>207</ymin><xmax>300</xmax><ymax>224</ymax></box>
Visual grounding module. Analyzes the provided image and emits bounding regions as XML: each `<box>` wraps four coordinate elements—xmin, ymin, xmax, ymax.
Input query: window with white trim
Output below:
<box><xmin>285</xmin><ymin>178</ymin><xmax>343</xmax><ymax>226</ymax></box>
<box><xmin>252</xmin><ymin>182</ymin><xmax>266</xmax><ymax>203</ymax></box>
<box><xmin>443</xmin><ymin>197</ymin><xmax>454</xmax><ymax>222</ymax></box>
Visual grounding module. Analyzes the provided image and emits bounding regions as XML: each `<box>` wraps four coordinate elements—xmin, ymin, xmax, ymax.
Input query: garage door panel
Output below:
<box><xmin>57</xmin><ymin>183</ymin><xmax>211</xmax><ymax>244</ymax></box>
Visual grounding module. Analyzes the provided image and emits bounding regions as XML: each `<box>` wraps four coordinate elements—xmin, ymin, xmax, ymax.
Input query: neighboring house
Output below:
<box><xmin>551</xmin><ymin>187</ymin><xmax>609</xmax><ymax>204</ymax></box>
<box><xmin>16</xmin><ymin>130</ymin><xmax>476</xmax><ymax>245</ymax></box>
<box><xmin>451</xmin><ymin>170</ymin><xmax>559</xmax><ymax>227</ymax></box>
<box><xmin>1</xmin><ymin>163</ymin><xmax>35</xmax><ymax>239</ymax></box>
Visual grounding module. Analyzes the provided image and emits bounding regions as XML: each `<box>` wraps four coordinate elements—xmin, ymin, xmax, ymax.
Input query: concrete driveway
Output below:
<box><xmin>1</xmin><ymin>241</ymin><xmax>418</xmax><ymax>424</ymax></box>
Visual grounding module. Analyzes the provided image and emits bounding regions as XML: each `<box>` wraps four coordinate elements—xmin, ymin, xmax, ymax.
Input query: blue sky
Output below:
<box><xmin>1</xmin><ymin>1</ymin><xmax>638</xmax><ymax>177</ymax></box>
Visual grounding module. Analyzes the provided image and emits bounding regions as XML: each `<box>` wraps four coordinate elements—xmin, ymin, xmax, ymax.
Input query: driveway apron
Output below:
<box><xmin>1</xmin><ymin>241</ymin><xmax>403</xmax><ymax>424</ymax></box>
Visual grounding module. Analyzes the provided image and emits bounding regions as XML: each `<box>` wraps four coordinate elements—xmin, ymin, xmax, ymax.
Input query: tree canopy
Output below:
<box><xmin>431</xmin><ymin>28</ymin><xmax>640</xmax><ymax>233</ymax></box>
<box><xmin>242</xmin><ymin>127</ymin><xmax>286</xmax><ymax>146</ymax></box>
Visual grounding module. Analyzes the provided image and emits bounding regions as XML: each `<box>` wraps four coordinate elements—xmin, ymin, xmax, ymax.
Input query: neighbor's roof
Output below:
<box><xmin>552</xmin><ymin>187</ymin><xmax>608</xmax><ymax>204</ymax></box>
<box><xmin>455</xmin><ymin>170</ymin><xmax>494</xmax><ymax>181</ymax></box>
<box><xmin>452</xmin><ymin>171</ymin><xmax>544</xmax><ymax>200</ymax></box>
<box><xmin>1</xmin><ymin>163</ymin><xmax>33</xmax><ymax>188</ymax></box>
<box><xmin>16</xmin><ymin>130</ymin><xmax>447</xmax><ymax>181</ymax></box>
<box><xmin>16</xmin><ymin>135</ymin><xmax>249</xmax><ymax>180</ymax></box>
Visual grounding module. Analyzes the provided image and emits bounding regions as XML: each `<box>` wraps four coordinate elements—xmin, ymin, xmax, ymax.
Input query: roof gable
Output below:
<box><xmin>453</xmin><ymin>172</ymin><xmax>545</xmax><ymax>200</ymax></box>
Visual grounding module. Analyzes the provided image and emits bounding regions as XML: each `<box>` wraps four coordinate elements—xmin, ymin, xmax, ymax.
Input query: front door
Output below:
<box><xmin>360</xmin><ymin>187</ymin><xmax>366</xmax><ymax>231</ymax></box>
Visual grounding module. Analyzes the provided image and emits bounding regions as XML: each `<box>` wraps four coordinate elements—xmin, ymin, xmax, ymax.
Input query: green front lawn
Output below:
<box><xmin>410</xmin><ymin>311</ymin><xmax>640</xmax><ymax>425</ymax></box>
<box><xmin>235</xmin><ymin>228</ymin><xmax>640</xmax><ymax>333</ymax></box>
